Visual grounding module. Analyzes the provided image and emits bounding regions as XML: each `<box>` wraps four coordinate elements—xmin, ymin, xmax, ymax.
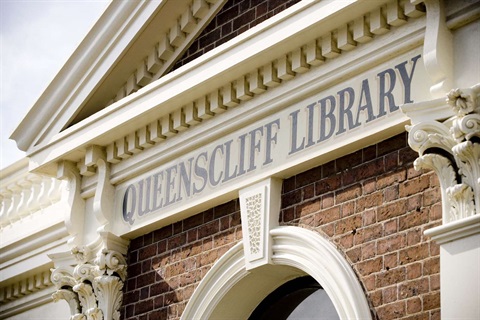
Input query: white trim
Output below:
<box><xmin>425</xmin><ymin>214</ymin><xmax>480</xmax><ymax>244</ymax></box>
<box><xmin>182</xmin><ymin>226</ymin><xmax>371</xmax><ymax>320</ymax></box>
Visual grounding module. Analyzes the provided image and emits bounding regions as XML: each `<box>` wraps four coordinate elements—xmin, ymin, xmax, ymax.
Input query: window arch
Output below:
<box><xmin>182</xmin><ymin>226</ymin><xmax>371</xmax><ymax>320</ymax></box>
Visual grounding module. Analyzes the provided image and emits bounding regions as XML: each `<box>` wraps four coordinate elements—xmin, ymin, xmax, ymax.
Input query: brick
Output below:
<box><xmin>357</xmin><ymin>256</ymin><xmax>383</xmax><ymax>276</ymax></box>
<box><xmin>370</xmin><ymin>290</ymin><xmax>383</xmax><ymax>307</ymax></box>
<box><xmin>383</xmin><ymin>285</ymin><xmax>398</xmax><ymax>303</ymax></box>
<box><xmin>336</xmin><ymin>215</ymin><xmax>362</xmax><ymax>235</ymax></box>
<box><xmin>336</xmin><ymin>184</ymin><xmax>362</xmax><ymax>203</ymax></box>
<box><xmin>153</xmin><ymin>226</ymin><xmax>173</xmax><ymax>242</ymax></box>
<box><xmin>376</xmin><ymin>300</ymin><xmax>406</xmax><ymax>319</ymax></box>
<box><xmin>357</xmin><ymin>191</ymin><xmax>383</xmax><ymax>212</ymax></box>
<box><xmin>321</xmin><ymin>193</ymin><xmax>334</xmax><ymax>209</ymax></box>
<box><xmin>296</xmin><ymin>166</ymin><xmax>322</xmax><ymax>188</ymax></box>
<box><xmin>399</xmin><ymin>147</ymin><xmax>418</xmax><ymax>166</ymax></box>
<box><xmin>297</xmin><ymin>198</ymin><xmax>320</xmax><ymax>217</ymax></box>
<box><xmin>343</xmin><ymin>158</ymin><xmax>385</xmax><ymax>186</ymax></box>
<box><xmin>282</xmin><ymin>207</ymin><xmax>295</xmax><ymax>222</ymax></box>
<box><xmin>302</xmin><ymin>184</ymin><xmax>315</xmax><ymax>200</ymax></box>
<box><xmin>384</xmin><ymin>219</ymin><xmax>398</xmax><ymax>235</ymax></box>
<box><xmin>316</xmin><ymin>206</ymin><xmax>341</xmax><ymax>225</ymax></box>
<box><xmin>423</xmin><ymin>257</ymin><xmax>440</xmax><ymax>275</ymax></box>
<box><xmin>430</xmin><ymin>274</ymin><xmax>440</xmax><ymax>291</ymax></box>
<box><xmin>135</xmin><ymin>299</ymin><xmax>154</xmax><ymax>315</ymax></box>
<box><xmin>137</xmin><ymin>271</ymin><xmax>156</xmax><ymax>289</ymax></box>
<box><xmin>406</xmin><ymin>262</ymin><xmax>422</xmax><ymax>280</ymax></box>
<box><xmin>406</xmin><ymin>228</ymin><xmax>422</xmax><ymax>246</ymax></box>
<box><xmin>139</xmin><ymin>243</ymin><xmax>157</xmax><ymax>261</ymax></box>
<box><xmin>361</xmin><ymin>241</ymin><xmax>377</xmax><ymax>260</ymax></box>
<box><xmin>399</xmin><ymin>243</ymin><xmax>429</xmax><ymax>265</ymax></box>
<box><xmin>346</xmin><ymin>246</ymin><xmax>361</xmax><ymax>263</ymax></box>
<box><xmin>337</xmin><ymin>232</ymin><xmax>354</xmax><ymax>249</ymax></box>
<box><xmin>378</xmin><ymin>133</ymin><xmax>407</xmax><ymax>156</ymax></box>
<box><xmin>398</xmin><ymin>278</ymin><xmax>429</xmax><ymax>298</ymax></box>
<box><xmin>423</xmin><ymin>187</ymin><xmax>441</xmax><ymax>206</ymax></box>
<box><xmin>337</xmin><ymin>150</ymin><xmax>363</xmax><ymax>171</ymax></box>
<box><xmin>282</xmin><ymin>189</ymin><xmax>302</xmax><ymax>208</ymax></box>
<box><xmin>399</xmin><ymin>175</ymin><xmax>431</xmax><ymax>197</ymax></box>
<box><xmin>198</xmin><ymin>220</ymin><xmax>219</xmax><ymax>239</ymax></box>
<box><xmin>406</xmin><ymin>297</ymin><xmax>422</xmax><ymax>314</ymax></box>
<box><xmin>315</xmin><ymin>175</ymin><xmax>342</xmax><ymax>195</ymax></box>
<box><xmin>363</xmin><ymin>178</ymin><xmax>376</xmax><ymax>194</ymax></box>
<box><xmin>121</xmin><ymin>132</ymin><xmax>442</xmax><ymax>320</ymax></box>
<box><xmin>341</xmin><ymin>201</ymin><xmax>355</xmax><ymax>217</ymax></box>
<box><xmin>378</xmin><ymin>234</ymin><xmax>405</xmax><ymax>255</ymax></box>
<box><xmin>214</xmin><ymin>200</ymin><xmax>237</xmax><ymax>218</ymax></box>
<box><xmin>321</xmin><ymin>223</ymin><xmax>335</xmax><ymax>237</ymax></box>
<box><xmin>378</xmin><ymin>200</ymin><xmax>406</xmax><ymax>221</ymax></box>
<box><xmin>384</xmin><ymin>252</ymin><xmax>398</xmax><ymax>270</ymax></box>
<box><xmin>355</xmin><ymin>224</ymin><xmax>383</xmax><ymax>244</ymax></box>
<box><xmin>376</xmin><ymin>267</ymin><xmax>406</xmax><ymax>288</ymax></box>
<box><xmin>322</xmin><ymin>160</ymin><xmax>336</xmax><ymax>177</ymax></box>
<box><xmin>168</xmin><ymin>233</ymin><xmax>187</xmax><ymax>250</ymax></box>
<box><xmin>377</xmin><ymin>169</ymin><xmax>406</xmax><ymax>189</ymax></box>
<box><xmin>423</xmin><ymin>291</ymin><xmax>440</xmax><ymax>311</ymax></box>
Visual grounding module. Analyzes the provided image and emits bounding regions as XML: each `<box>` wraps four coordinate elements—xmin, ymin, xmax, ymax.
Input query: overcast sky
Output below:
<box><xmin>0</xmin><ymin>0</ymin><xmax>110</xmax><ymax>170</ymax></box>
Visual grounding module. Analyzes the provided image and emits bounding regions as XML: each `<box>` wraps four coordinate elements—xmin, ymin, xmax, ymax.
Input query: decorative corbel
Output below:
<box><xmin>85</xmin><ymin>145</ymin><xmax>115</xmax><ymax>233</ymax></box>
<box><xmin>57</xmin><ymin>161</ymin><xmax>86</xmax><ymax>247</ymax></box>
<box><xmin>416</xmin><ymin>0</ymin><xmax>453</xmax><ymax>98</ymax></box>
<box><xmin>402</xmin><ymin>84</ymin><xmax>480</xmax><ymax>223</ymax></box>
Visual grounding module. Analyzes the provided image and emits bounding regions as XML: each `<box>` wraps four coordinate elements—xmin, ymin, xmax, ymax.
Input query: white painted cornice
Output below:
<box><xmin>17</xmin><ymin>0</ymin><xmax>416</xmax><ymax>175</ymax></box>
<box><xmin>12</xmin><ymin>0</ymin><xmax>224</xmax><ymax>157</ymax></box>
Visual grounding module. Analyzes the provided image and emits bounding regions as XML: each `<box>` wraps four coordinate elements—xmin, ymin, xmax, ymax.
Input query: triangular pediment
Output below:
<box><xmin>12</xmin><ymin>0</ymin><xmax>227</xmax><ymax>153</ymax></box>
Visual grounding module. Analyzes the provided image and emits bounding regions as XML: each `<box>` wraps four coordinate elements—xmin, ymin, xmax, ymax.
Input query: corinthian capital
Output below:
<box><xmin>402</xmin><ymin>84</ymin><xmax>480</xmax><ymax>224</ymax></box>
<box><xmin>49</xmin><ymin>233</ymin><xmax>129</xmax><ymax>320</ymax></box>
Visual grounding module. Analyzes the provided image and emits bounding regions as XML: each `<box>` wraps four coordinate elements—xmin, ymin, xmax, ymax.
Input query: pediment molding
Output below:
<box><xmin>19</xmin><ymin>0</ymin><xmax>431</xmax><ymax>177</ymax></box>
<box><xmin>11</xmin><ymin>0</ymin><xmax>227</xmax><ymax>158</ymax></box>
<box><xmin>80</xmin><ymin>0</ymin><xmax>427</xmax><ymax>179</ymax></box>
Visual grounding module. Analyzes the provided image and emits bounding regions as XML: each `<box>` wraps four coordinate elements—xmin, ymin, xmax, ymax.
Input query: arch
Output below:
<box><xmin>182</xmin><ymin>226</ymin><xmax>372</xmax><ymax>320</ymax></box>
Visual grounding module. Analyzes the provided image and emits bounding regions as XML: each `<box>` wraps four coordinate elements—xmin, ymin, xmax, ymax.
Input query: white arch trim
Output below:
<box><xmin>182</xmin><ymin>226</ymin><xmax>372</xmax><ymax>320</ymax></box>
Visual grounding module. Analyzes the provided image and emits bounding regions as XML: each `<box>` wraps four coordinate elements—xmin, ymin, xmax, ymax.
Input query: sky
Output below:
<box><xmin>0</xmin><ymin>0</ymin><xmax>110</xmax><ymax>170</ymax></box>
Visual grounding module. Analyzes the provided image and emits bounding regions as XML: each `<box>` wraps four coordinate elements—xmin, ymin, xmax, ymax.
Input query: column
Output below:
<box><xmin>402</xmin><ymin>84</ymin><xmax>480</xmax><ymax>319</ymax></box>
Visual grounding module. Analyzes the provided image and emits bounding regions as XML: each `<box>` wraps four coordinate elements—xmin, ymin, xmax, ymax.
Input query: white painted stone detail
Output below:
<box><xmin>245</xmin><ymin>193</ymin><xmax>263</xmax><ymax>256</ymax></box>
<box><xmin>50</xmin><ymin>233</ymin><xmax>128</xmax><ymax>320</ymax></box>
<box><xmin>403</xmin><ymin>83</ymin><xmax>480</xmax><ymax>223</ymax></box>
<box><xmin>239</xmin><ymin>178</ymin><xmax>281</xmax><ymax>270</ymax></box>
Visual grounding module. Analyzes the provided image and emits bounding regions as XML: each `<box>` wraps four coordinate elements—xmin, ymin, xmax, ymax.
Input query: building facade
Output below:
<box><xmin>2</xmin><ymin>0</ymin><xmax>479</xmax><ymax>319</ymax></box>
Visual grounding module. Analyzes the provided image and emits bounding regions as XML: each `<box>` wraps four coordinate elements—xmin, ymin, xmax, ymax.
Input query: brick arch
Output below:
<box><xmin>182</xmin><ymin>225</ymin><xmax>372</xmax><ymax>319</ymax></box>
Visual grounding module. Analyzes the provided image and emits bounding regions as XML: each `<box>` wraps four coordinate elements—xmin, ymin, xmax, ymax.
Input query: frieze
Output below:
<box><xmin>116</xmin><ymin>50</ymin><xmax>431</xmax><ymax>234</ymax></box>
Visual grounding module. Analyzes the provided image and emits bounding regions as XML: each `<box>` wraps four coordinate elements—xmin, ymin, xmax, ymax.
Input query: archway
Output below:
<box><xmin>182</xmin><ymin>226</ymin><xmax>372</xmax><ymax>319</ymax></box>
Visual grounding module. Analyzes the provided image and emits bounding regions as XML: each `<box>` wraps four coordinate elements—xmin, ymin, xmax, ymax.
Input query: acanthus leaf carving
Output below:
<box><xmin>73</xmin><ymin>282</ymin><xmax>99</xmax><ymax>316</ymax></box>
<box><xmin>52</xmin><ymin>289</ymin><xmax>81</xmax><ymax>317</ymax></box>
<box><xmin>403</xmin><ymin>83</ymin><xmax>480</xmax><ymax>224</ymax></box>
<box><xmin>446</xmin><ymin>184</ymin><xmax>475</xmax><ymax>222</ymax></box>
<box><xmin>93</xmin><ymin>276</ymin><xmax>124</xmax><ymax>320</ymax></box>
<box><xmin>50</xmin><ymin>234</ymin><xmax>128</xmax><ymax>320</ymax></box>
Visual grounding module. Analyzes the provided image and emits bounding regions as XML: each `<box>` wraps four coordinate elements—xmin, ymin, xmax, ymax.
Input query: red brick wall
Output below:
<box><xmin>280</xmin><ymin>132</ymin><xmax>441</xmax><ymax>320</ymax></box>
<box><xmin>122</xmin><ymin>201</ymin><xmax>242</xmax><ymax>319</ymax></box>
<box><xmin>172</xmin><ymin>0</ymin><xmax>302</xmax><ymax>70</ymax></box>
<box><xmin>121</xmin><ymin>132</ymin><xmax>441</xmax><ymax>320</ymax></box>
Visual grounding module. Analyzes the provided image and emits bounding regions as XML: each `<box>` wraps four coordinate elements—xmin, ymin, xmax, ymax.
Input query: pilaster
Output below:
<box><xmin>402</xmin><ymin>83</ymin><xmax>480</xmax><ymax>318</ymax></box>
<box><xmin>49</xmin><ymin>146</ymin><xmax>130</xmax><ymax>320</ymax></box>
